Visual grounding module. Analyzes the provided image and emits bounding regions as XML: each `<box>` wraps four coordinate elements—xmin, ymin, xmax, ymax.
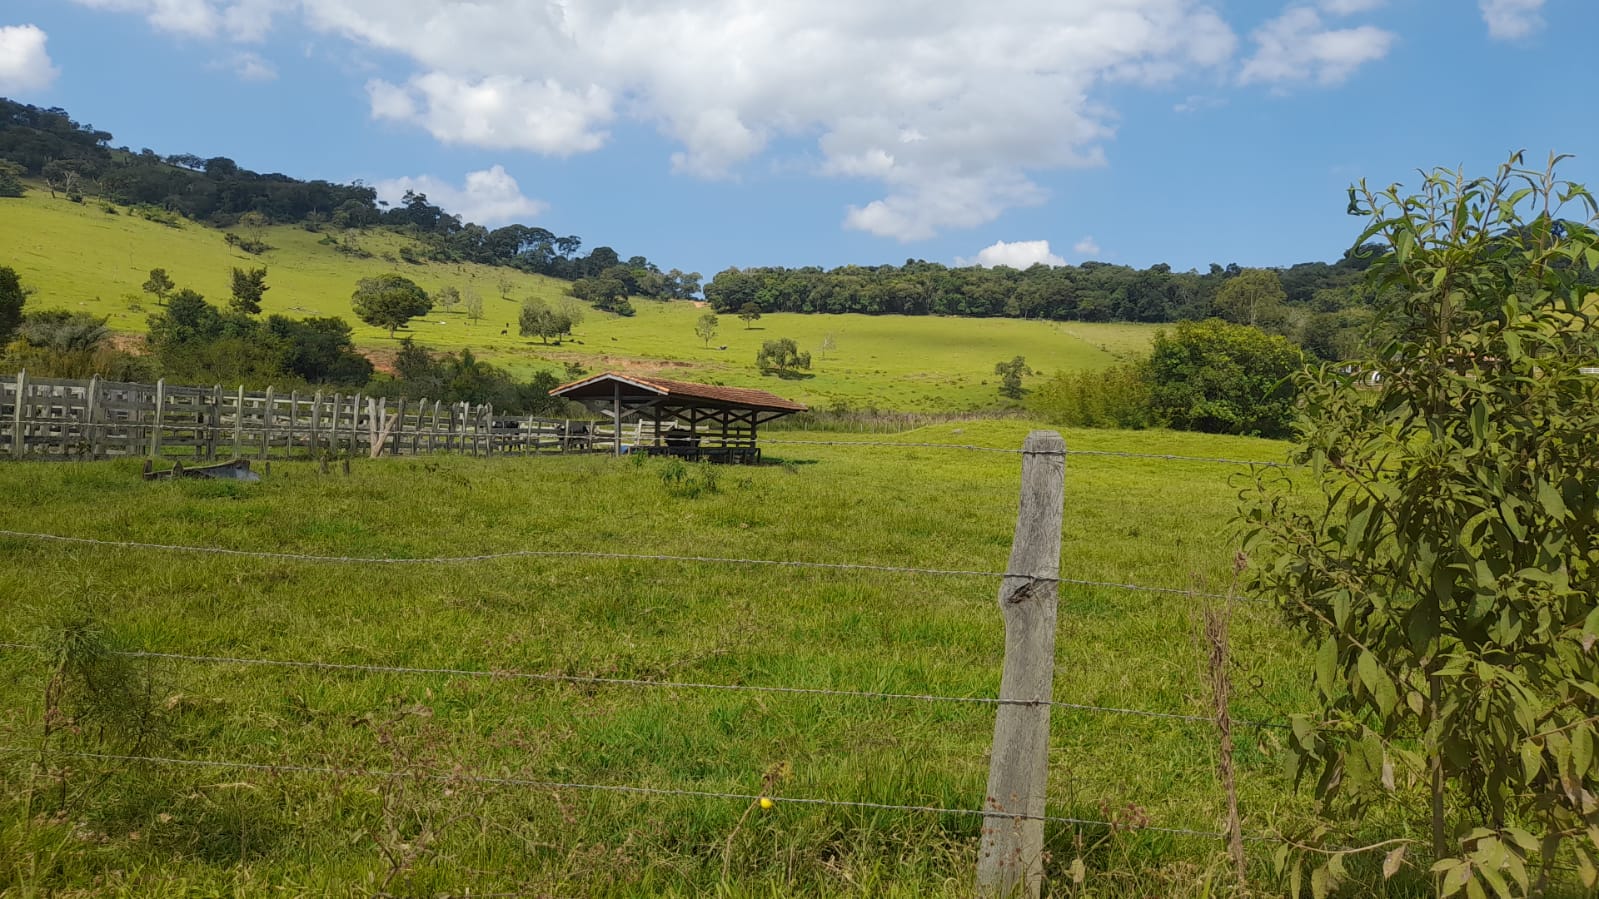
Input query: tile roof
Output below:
<box><xmin>551</xmin><ymin>372</ymin><xmax>808</xmax><ymax>413</ymax></box>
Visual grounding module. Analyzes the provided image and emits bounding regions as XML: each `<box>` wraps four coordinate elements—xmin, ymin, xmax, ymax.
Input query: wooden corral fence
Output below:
<box><xmin>0</xmin><ymin>371</ymin><xmax>636</xmax><ymax>462</ymax></box>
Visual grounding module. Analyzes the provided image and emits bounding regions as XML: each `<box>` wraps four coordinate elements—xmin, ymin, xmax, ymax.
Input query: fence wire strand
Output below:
<box><xmin>0</xmin><ymin>528</ymin><xmax>1262</xmax><ymax>603</ymax></box>
<box><xmin>0</xmin><ymin>642</ymin><xmax>1287</xmax><ymax>729</ymax></box>
<box><xmin>760</xmin><ymin>439</ymin><xmax>1296</xmax><ymax>468</ymax></box>
<box><xmin>0</xmin><ymin>746</ymin><xmax>1243</xmax><ymax>840</ymax></box>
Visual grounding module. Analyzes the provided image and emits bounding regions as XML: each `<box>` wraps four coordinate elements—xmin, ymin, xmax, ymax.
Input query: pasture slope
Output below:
<box><xmin>0</xmin><ymin>422</ymin><xmax>1425</xmax><ymax>896</ymax></box>
<box><xmin>0</xmin><ymin>189</ymin><xmax>1157</xmax><ymax>411</ymax></box>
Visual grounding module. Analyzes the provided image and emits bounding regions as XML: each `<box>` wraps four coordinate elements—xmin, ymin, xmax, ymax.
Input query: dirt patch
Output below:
<box><xmin>362</xmin><ymin>347</ymin><xmax>400</xmax><ymax>377</ymax></box>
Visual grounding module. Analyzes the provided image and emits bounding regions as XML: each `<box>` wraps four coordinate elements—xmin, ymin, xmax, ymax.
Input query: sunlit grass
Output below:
<box><xmin>0</xmin><ymin>421</ymin><xmax>1432</xmax><ymax>896</ymax></box>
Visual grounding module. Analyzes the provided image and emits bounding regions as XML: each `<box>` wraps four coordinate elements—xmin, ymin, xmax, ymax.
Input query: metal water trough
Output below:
<box><xmin>142</xmin><ymin>458</ymin><xmax>261</xmax><ymax>482</ymax></box>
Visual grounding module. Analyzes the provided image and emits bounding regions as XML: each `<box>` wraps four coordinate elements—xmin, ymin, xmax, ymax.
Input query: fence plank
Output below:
<box><xmin>976</xmin><ymin>430</ymin><xmax>1066</xmax><ymax>899</ymax></box>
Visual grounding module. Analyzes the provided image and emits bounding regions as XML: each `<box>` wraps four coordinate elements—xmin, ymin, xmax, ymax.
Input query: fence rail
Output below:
<box><xmin>0</xmin><ymin>371</ymin><xmax>649</xmax><ymax>461</ymax></box>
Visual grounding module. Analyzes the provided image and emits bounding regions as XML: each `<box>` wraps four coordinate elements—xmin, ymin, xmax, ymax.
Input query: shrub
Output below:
<box><xmin>1244</xmin><ymin>154</ymin><xmax>1599</xmax><ymax>894</ymax></box>
<box><xmin>1146</xmin><ymin>319</ymin><xmax>1301</xmax><ymax>438</ymax></box>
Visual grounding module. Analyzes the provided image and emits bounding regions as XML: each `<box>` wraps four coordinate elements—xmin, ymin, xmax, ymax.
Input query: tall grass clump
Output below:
<box><xmin>1030</xmin><ymin>362</ymin><xmax>1155</xmax><ymax>429</ymax></box>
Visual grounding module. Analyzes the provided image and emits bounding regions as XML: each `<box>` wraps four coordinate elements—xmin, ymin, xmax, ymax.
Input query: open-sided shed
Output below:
<box><xmin>551</xmin><ymin>372</ymin><xmax>806</xmax><ymax>463</ymax></box>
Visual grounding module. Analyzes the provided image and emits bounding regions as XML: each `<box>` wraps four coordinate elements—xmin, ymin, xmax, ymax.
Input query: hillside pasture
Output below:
<box><xmin>0</xmin><ymin>422</ymin><xmax>1425</xmax><ymax>896</ymax></box>
<box><xmin>0</xmin><ymin>191</ymin><xmax>1159</xmax><ymax>411</ymax></box>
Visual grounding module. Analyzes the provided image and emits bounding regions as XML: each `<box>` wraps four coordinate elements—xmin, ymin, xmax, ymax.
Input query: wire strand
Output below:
<box><xmin>0</xmin><ymin>643</ymin><xmax>1286</xmax><ymax>729</ymax></box>
<box><xmin>760</xmin><ymin>439</ymin><xmax>1295</xmax><ymax>468</ymax></box>
<box><xmin>0</xmin><ymin>746</ymin><xmax>1239</xmax><ymax>839</ymax></box>
<box><xmin>0</xmin><ymin>528</ymin><xmax>1266</xmax><ymax>603</ymax></box>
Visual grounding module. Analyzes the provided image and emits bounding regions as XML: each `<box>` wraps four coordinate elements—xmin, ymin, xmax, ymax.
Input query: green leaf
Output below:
<box><xmin>1316</xmin><ymin>637</ymin><xmax>1339</xmax><ymax>697</ymax></box>
<box><xmin>1537</xmin><ymin>479</ymin><xmax>1569</xmax><ymax>521</ymax></box>
<box><xmin>1520</xmin><ymin>741</ymin><xmax>1543</xmax><ymax>785</ymax></box>
<box><xmin>1574</xmin><ymin>725</ymin><xmax>1593</xmax><ymax>776</ymax></box>
<box><xmin>1310</xmin><ymin>864</ymin><xmax>1334</xmax><ymax>899</ymax></box>
<box><xmin>1357</xmin><ymin>651</ymin><xmax>1398</xmax><ymax>716</ymax></box>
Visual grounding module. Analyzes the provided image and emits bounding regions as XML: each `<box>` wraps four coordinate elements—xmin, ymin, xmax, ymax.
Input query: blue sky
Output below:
<box><xmin>1</xmin><ymin>0</ymin><xmax>1594</xmax><ymax>280</ymax></box>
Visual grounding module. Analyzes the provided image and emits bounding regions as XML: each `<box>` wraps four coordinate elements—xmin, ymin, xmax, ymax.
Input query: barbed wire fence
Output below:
<box><xmin>0</xmin><ymin>430</ymin><xmax>1317</xmax><ymax>895</ymax></box>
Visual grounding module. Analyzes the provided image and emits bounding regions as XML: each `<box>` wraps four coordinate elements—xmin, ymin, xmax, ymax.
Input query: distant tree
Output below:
<box><xmin>436</xmin><ymin>285</ymin><xmax>461</xmax><ymax>311</ymax></box>
<box><xmin>463</xmin><ymin>288</ymin><xmax>485</xmax><ymax>325</ymax></box>
<box><xmin>0</xmin><ymin>265</ymin><xmax>28</xmax><ymax>345</ymax></box>
<box><xmin>0</xmin><ymin>161</ymin><xmax>25</xmax><ymax>198</ymax></box>
<box><xmin>1146</xmin><ymin>319</ymin><xmax>1301</xmax><ymax>437</ymax></box>
<box><xmin>559</xmin><ymin>299</ymin><xmax>586</xmax><ymax>332</ymax></box>
<box><xmin>994</xmin><ymin>355</ymin><xmax>1033</xmax><ymax>399</ymax></box>
<box><xmin>237</xmin><ymin>211</ymin><xmax>269</xmax><ymax>247</ymax></box>
<box><xmin>146</xmin><ymin>288</ymin><xmax>223</xmax><ymax>349</ymax></box>
<box><xmin>519</xmin><ymin>296</ymin><xmax>575</xmax><ymax>344</ymax></box>
<box><xmin>571</xmin><ymin>276</ymin><xmax>634</xmax><ymax>316</ymax></box>
<box><xmin>141</xmin><ymin>267</ymin><xmax>175</xmax><ymax>306</ymax></box>
<box><xmin>351</xmin><ymin>274</ymin><xmax>432</xmax><ymax>338</ymax></box>
<box><xmin>756</xmin><ymin>338</ymin><xmax>810</xmax><ymax>375</ymax></box>
<box><xmin>739</xmin><ymin>302</ymin><xmax>762</xmax><ymax>329</ymax></box>
<box><xmin>694</xmin><ymin>312</ymin><xmax>720</xmax><ymax>347</ymax></box>
<box><xmin>819</xmin><ymin>333</ymin><xmax>836</xmax><ymax>359</ymax></box>
<box><xmin>41</xmin><ymin>159</ymin><xmax>85</xmax><ymax>200</ymax></box>
<box><xmin>496</xmin><ymin>276</ymin><xmax>514</xmax><ymax>301</ymax></box>
<box><xmin>16</xmin><ymin>310</ymin><xmax>111</xmax><ymax>353</ymax></box>
<box><xmin>229</xmin><ymin>266</ymin><xmax>269</xmax><ymax>315</ymax></box>
<box><xmin>1212</xmin><ymin>268</ymin><xmax>1287</xmax><ymax>329</ymax></box>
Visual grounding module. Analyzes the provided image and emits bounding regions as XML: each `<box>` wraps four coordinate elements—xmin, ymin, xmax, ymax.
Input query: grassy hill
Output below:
<box><xmin>0</xmin><ymin>421</ymin><xmax>1419</xmax><ymax>898</ymax></box>
<box><xmin>0</xmin><ymin>189</ymin><xmax>1157</xmax><ymax>410</ymax></box>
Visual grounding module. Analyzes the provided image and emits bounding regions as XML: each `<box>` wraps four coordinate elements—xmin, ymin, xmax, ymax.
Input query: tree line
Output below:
<box><xmin>706</xmin><ymin>251</ymin><xmax>1378</xmax><ymax>322</ymax></box>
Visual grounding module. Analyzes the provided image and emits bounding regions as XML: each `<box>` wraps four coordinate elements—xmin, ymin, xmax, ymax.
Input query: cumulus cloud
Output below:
<box><xmin>1240</xmin><ymin>6</ymin><xmax>1395</xmax><ymax>86</ymax></box>
<box><xmin>67</xmin><ymin>0</ymin><xmax>1246</xmax><ymax>241</ymax></box>
<box><xmin>375</xmin><ymin>165</ymin><xmax>546</xmax><ymax>228</ymax></box>
<box><xmin>959</xmin><ymin>239</ymin><xmax>1068</xmax><ymax>269</ymax></box>
<box><xmin>1479</xmin><ymin>0</ymin><xmax>1545</xmax><ymax>40</ymax></box>
<box><xmin>366</xmin><ymin>74</ymin><xmax>612</xmax><ymax>156</ymax></box>
<box><xmin>1073</xmin><ymin>236</ymin><xmax>1102</xmax><ymax>257</ymax></box>
<box><xmin>0</xmin><ymin>24</ymin><xmax>60</xmax><ymax>95</ymax></box>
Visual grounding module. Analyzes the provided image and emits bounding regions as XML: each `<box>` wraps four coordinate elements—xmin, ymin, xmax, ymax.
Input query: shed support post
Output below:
<box><xmin>613</xmin><ymin>381</ymin><xmax>622</xmax><ymax>457</ymax></box>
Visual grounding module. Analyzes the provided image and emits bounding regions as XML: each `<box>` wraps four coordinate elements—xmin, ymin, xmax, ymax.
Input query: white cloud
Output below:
<box><xmin>0</xmin><ymin>24</ymin><xmax>60</xmax><ymax>95</ymax></box>
<box><xmin>1240</xmin><ymin>6</ymin><xmax>1395</xmax><ymax>87</ymax></box>
<box><xmin>67</xmin><ymin>0</ymin><xmax>1243</xmax><ymax>242</ymax></box>
<box><xmin>1073</xmin><ymin>236</ymin><xmax>1102</xmax><ymax>257</ymax></box>
<box><xmin>959</xmin><ymin>239</ymin><xmax>1067</xmax><ymax>269</ymax></box>
<box><xmin>366</xmin><ymin>74</ymin><xmax>612</xmax><ymax>156</ymax></box>
<box><xmin>1480</xmin><ymin>0</ymin><xmax>1545</xmax><ymax>40</ymax></box>
<box><xmin>68</xmin><ymin>0</ymin><xmax>275</xmax><ymax>39</ymax></box>
<box><xmin>375</xmin><ymin>165</ymin><xmax>547</xmax><ymax>227</ymax></box>
<box><xmin>1319</xmin><ymin>0</ymin><xmax>1385</xmax><ymax>13</ymax></box>
<box><xmin>229</xmin><ymin>51</ymin><xmax>276</xmax><ymax>81</ymax></box>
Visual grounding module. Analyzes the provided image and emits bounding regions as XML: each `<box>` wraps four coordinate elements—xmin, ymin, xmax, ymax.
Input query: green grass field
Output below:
<box><xmin>0</xmin><ymin>422</ymin><xmax>1433</xmax><ymax>897</ymax></box>
<box><xmin>0</xmin><ymin>190</ymin><xmax>1159</xmax><ymax>411</ymax></box>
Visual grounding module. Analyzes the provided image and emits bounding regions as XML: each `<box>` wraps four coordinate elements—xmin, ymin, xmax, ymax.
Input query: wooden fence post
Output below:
<box><xmin>207</xmin><ymin>386</ymin><xmax>222</xmax><ymax>460</ymax></box>
<box><xmin>148</xmin><ymin>378</ymin><xmax>166</xmax><ymax>459</ymax></box>
<box><xmin>261</xmin><ymin>386</ymin><xmax>275</xmax><ymax>460</ymax></box>
<box><xmin>84</xmin><ymin>375</ymin><xmax>100</xmax><ymax>459</ymax></box>
<box><xmin>310</xmin><ymin>390</ymin><xmax>323</xmax><ymax>458</ymax></box>
<box><xmin>232</xmin><ymin>385</ymin><xmax>245</xmax><ymax>459</ymax></box>
<box><xmin>10</xmin><ymin>369</ymin><xmax>28</xmax><ymax>459</ymax></box>
<box><xmin>977</xmin><ymin>430</ymin><xmax>1066</xmax><ymax>899</ymax></box>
